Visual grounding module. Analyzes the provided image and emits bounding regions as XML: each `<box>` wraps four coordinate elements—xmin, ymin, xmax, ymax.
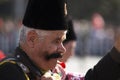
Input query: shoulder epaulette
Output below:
<box><xmin>0</xmin><ymin>58</ymin><xmax>17</xmax><ymax>65</ymax></box>
<box><xmin>0</xmin><ymin>58</ymin><xmax>30</xmax><ymax>80</ymax></box>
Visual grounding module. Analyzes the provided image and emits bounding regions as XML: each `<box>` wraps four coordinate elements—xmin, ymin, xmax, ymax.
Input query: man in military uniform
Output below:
<box><xmin>0</xmin><ymin>0</ymin><xmax>68</xmax><ymax>80</ymax></box>
<box><xmin>1</xmin><ymin>0</ymin><xmax>120</xmax><ymax>80</ymax></box>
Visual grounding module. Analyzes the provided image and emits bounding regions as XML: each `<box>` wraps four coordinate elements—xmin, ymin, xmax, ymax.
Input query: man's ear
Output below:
<box><xmin>26</xmin><ymin>30</ymin><xmax>38</xmax><ymax>48</ymax></box>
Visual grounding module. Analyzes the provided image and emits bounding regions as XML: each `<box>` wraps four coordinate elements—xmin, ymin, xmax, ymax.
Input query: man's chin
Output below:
<box><xmin>47</xmin><ymin>58</ymin><xmax>58</xmax><ymax>69</ymax></box>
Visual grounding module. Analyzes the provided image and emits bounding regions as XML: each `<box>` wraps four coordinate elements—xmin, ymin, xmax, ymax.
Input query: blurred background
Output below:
<box><xmin>0</xmin><ymin>0</ymin><xmax>120</xmax><ymax>75</ymax></box>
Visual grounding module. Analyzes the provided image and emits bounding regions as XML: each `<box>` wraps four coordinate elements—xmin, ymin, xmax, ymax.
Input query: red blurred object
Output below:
<box><xmin>0</xmin><ymin>50</ymin><xmax>6</xmax><ymax>60</ymax></box>
<box><xmin>58</xmin><ymin>61</ymin><xmax>66</xmax><ymax>68</ymax></box>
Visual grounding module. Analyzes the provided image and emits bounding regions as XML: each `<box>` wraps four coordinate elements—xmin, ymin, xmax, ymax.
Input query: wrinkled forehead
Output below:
<box><xmin>50</xmin><ymin>30</ymin><xmax>67</xmax><ymax>41</ymax></box>
<box><xmin>38</xmin><ymin>29</ymin><xmax>67</xmax><ymax>34</ymax></box>
<box><xmin>38</xmin><ymin>29</ymin><xmax>67</xmax><ymax>40</ymax></box>
<box><xmin>52</xmin><ymin>30</ymin><xmax>67</xmax><ymax>38</ymax></box>
<box><xmin>37</xmin><ymin>30</ymin><xmax>67</xmax><ymax>36</ymax></box>
<box><xmin>50</xmin><ymin>30</ymin><xmax>67</xmax><ymax>35</ymax></box>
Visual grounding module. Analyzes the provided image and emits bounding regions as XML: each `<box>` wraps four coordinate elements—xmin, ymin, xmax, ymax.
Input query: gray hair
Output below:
<box><xmin>19</xmin><ymin>25</ymin><xmax>50</xmax><ymax>44</ymax></box>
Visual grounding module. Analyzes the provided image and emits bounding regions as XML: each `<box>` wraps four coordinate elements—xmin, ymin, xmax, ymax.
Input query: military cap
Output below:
<box><xmin>23</xmin><ymin>0</ymin><xmax>68</xmax><ymax>30</ymax></box>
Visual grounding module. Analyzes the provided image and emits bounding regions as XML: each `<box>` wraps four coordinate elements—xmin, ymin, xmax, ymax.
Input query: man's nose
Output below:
<box><xmin>57</xmin><ymin>44</ymin><xmax>66</xmax><ymax>54</ymax></box>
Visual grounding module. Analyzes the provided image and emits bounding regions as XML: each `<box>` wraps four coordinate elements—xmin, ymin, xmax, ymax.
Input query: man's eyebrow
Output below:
<box><xmin>56</xmin><ymin>37</ymin><xmax>62</xmax><ymax>41</ymax></box>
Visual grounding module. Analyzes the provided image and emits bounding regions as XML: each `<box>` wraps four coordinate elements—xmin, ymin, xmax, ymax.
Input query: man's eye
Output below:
<box><xmin>55</xmin><ymin>40</ymin><xmax>61</xmax><ymax>44</ymax></box>
<box><xmin>55</xmin><ymin>40</ymin><xmax>59</xmax><ymax>43</ymax></box>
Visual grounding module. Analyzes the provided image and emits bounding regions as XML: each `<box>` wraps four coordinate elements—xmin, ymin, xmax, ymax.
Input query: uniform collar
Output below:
<box><xmin>14</xmin><ymin>46</ymin><xmax>45</xmax><ymax>78</ymax></box>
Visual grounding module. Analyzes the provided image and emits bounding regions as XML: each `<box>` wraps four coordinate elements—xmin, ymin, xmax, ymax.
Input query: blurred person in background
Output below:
<box><xmin>86</xmin><ymin>13</ymin><xmax>114</xmax><ymax>56</ymax></box>
<box><xmin>86</xmin><ymin>13</ymin><xmax>106</xmax><ymax>56</ymax></box>
<box><xmin>0</xmin><ymin>18</ymin><xmax>19</xmax><ymax>55</ymax></box>
<box><xmin>59</xmin><ymin>15</ymin><xmax>77</xmax><ymax>62</ymax></box>
<box><xmin>4</xmin><ymin>19</ymin><xmax>19</xmax><ymax>54</ymax></box>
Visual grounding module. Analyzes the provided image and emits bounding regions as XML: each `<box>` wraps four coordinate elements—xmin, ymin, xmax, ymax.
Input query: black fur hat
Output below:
<box><xmin>22</xmin><ymin>0</ymin><xmax>68</xmax><ymax>30</ymax></box>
